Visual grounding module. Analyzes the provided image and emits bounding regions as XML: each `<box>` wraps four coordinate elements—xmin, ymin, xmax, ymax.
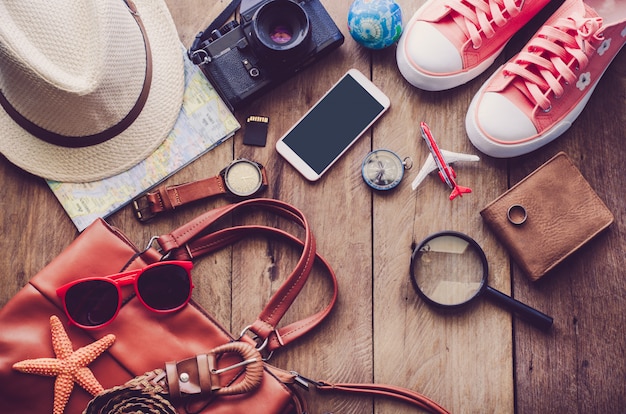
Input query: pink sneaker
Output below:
<box><xmin>396</xmin><ymin>0</ymin><xmax>551</xmax><ymax>91</ymax></box>
<box><xmin>466</xmin><ymin>0</ymin><xmax>626</xmax><ymax>157</ymax></box>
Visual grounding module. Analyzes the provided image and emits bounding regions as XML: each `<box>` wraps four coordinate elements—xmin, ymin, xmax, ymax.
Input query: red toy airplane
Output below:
<box><xmin>412</xmin><ymin>122</ymin><xmax>478</xmax><ymax>200</ymax></box>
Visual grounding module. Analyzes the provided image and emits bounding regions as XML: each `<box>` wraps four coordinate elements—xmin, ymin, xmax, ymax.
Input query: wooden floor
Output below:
<box><xmin>1</xmin><ymin>0</ymin><xmax>624</xmax><ymax>412</ymax></box>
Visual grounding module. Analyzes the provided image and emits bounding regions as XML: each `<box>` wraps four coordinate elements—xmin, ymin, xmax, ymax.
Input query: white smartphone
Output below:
<box><xmin>276</xmin><ymin>69</ymin><xmax>390</xmax><ymax>181</ymax></box>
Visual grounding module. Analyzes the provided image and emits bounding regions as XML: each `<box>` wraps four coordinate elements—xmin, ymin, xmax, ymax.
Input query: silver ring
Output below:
<box><xmin>507</xmin><ymin>204</ymin><xmax>527</xmax><ymax>225</ymax></box>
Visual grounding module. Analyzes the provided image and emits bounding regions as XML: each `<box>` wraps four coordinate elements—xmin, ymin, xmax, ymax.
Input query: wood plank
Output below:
<box><xmin>372</xmin><ymin>2</ymin><xmax>513</xmax><ymax>411</ymax></box>
<box><xmin>510</xmin><ymin>46</ymin><xmax>626</xmax><ymax>413</ymax></box>
<box><xmin>248</xmin><ymin>2</ymin><xmax>376</xmax><ymax>411</ymax></box>
<box><xmin>0</xmin><ymin>0</ymin><xmax>624</xmax><ymax>413</ymax></box>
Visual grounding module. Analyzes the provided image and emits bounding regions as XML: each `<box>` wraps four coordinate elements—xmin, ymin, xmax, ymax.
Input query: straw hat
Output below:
<box><xmin>0</xmin><ymin>0</ymin><xmax>184</xmax><ymax>182</ymax></box>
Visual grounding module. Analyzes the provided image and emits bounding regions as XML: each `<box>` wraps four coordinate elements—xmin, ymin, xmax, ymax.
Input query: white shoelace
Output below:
<box><xmin>446</xmin><ymin>0</ymin><xmax>524</xmax><ymax>48</ymax></box>
<box><xmin>503</xmin><ymin>14</ymin><xmax>604</xmax><ymax>110</ymax></box>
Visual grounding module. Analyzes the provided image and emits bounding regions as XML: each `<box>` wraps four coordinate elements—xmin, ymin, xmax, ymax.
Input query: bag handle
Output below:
<box><xmin>154</xmin><ymin>199</ymin><xmax>449</xmax><ymax>413</ymax></box>
<box><xmin>156</xmin><ymin>198</ymin><xmax>337</xmax><ymax>353</ymax></box>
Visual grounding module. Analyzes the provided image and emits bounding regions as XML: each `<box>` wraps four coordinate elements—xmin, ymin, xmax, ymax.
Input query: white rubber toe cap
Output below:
<box><xmin>476</xmin><ymin>92</ymin><xmax>537</xmax><ymax>142</ymax></box>
<box><xmin>397</xmin><ymin>21</ymin><xmax>465</xmax><ymax>91</ymax></box>
<box><xmin>467</xmin><ymin>89</ymin><xmax>579</xmax><ymax>158</ymax></box>
<box><xmin>466</xmin><ymin>91</ymin><xmax>538</xmax><ymax>158</ymax></box>
<box><xmin>404</xmin><ymin>21</ymin><xmax>462</xmax><ymax>74</ymax></box>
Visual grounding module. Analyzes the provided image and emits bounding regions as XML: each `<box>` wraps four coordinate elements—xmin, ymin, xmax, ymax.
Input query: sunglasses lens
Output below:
<box><xmin>137</xmin><ymin>264</ymin><xmax>191</xmax><ymax>311</ymax></box>
<box><xmin>64</xmin><ymin>280</ymin><xmax>119</xmax><ymax>327</ymax></box>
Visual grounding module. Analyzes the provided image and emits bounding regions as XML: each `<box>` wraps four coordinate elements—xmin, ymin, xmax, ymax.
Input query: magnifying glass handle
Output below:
<box><xmin>484</xmin><ymin>286</ymin><xmax>553</xmax><ymax>331</ymax></box>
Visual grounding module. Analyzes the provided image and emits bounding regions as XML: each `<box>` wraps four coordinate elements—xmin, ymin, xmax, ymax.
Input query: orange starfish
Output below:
<box><xmin>12</xmin><ymin>315</ymin><xmax>115</xmax><ymax>414</ymax></box>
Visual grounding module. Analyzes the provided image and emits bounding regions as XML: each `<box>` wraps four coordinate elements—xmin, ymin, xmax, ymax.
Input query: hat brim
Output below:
<box><xmin>0</xmin><ymin>0</ymin><xmax>184</xmax><ymax>182</ymax></box>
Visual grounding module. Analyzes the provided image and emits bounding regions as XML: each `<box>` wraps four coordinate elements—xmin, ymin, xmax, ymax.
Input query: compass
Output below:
<box><xmin>361</xmin><ymin>149</ymin><xmax>412</xmax><ymax>191</ymax></box>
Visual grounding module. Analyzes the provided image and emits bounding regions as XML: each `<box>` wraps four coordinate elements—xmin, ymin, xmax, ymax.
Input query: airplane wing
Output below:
<box><xmin>411</xmin><ymin>150</ymin><xmax>480</xmax><ymax>191</ymax></box>
<box><xmin>411</xmin><ymin>154</ymin><xmax>437</xmax><ymax>190</ymax></box>
<box><xmin>439</xmin><ymin>149</ymin><xmax>480</xmax><ymax>165</ymax></box>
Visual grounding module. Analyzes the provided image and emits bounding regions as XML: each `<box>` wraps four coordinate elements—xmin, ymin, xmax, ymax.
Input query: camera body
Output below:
<box><xmin>194</xmin><ymin>0</ymin><xmax>344</xmax><ymax>110</ymax></box>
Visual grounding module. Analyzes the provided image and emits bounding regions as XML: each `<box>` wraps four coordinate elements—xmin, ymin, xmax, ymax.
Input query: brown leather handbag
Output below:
<box><xmin>0</xmin><ymin>198</ymin><xmax>448</xmax><ymax>414</ymax></box>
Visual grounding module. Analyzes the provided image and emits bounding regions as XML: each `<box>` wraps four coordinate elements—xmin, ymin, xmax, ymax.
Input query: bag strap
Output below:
<box><xmin>156</xmin><ymin>198</ymin><xmax>337</xmax><ymax>353</ymax></box>
<box><xmin>153</xmin><ymin>199</ymin><xmax>449</xmax><ymax>413</ymax></box>
<box><xmin>262</xmin><ymin>367</ymin><xmax>450</xmax><ymax>414</ymax></box>
<box><xmin>314</xmin><ymin>382</ymin><xmax>450</xmax><ymax>414</ymax></box>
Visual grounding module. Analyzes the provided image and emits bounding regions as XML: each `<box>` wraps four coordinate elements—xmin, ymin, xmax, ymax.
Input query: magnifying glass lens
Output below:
<box><xmin>410</xmin><ymin>232</ymin><xmax>553</xmax><ymax>330</ymax></box>
<box><xmin>412</xmin><ymin>234</ymin><xmax>485</xmax><ymax>306</ymax></box>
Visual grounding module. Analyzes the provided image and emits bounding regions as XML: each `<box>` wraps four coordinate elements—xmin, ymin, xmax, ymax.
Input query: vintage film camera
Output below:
<box><xmin>189</xmin><ymin>0</ymin><xmax>344</xmax><ymax>110</ymax></box>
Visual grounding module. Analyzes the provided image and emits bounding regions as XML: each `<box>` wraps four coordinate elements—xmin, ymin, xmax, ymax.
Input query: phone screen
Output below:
<box><xmin>277</xmin><ymin>70</ymin><xmax>389</xmax><ymax>180</ymax></box>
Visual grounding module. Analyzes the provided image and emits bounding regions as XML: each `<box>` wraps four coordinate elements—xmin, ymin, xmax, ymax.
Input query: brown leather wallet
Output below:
<box><xmin>480</xmin><ymin>152</ymin><xmax>614</xmax><ymax>281</ymax></box>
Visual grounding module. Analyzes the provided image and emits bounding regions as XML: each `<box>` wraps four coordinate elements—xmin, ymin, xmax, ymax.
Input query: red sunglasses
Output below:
<box><xmin>56</xmin><ymin>261</ymin><xmax>194</xmax><ymax>329</ymax></box>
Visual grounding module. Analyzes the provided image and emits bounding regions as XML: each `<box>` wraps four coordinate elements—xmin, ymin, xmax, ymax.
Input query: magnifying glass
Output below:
<box><xmin>410</xmin><ymin>231</ymin><xmax>553</xmax><ymax>331</ymax></box>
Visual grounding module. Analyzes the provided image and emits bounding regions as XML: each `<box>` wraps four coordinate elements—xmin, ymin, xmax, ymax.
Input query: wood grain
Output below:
<box><xmin>0</xmin><ymin>0</ymin><xmax>624</xmax><ymax>412</ymax></box>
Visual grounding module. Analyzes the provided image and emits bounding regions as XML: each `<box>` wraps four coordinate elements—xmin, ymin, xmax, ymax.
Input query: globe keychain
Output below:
<box><xmin>361</xmin><ymin>149</ymin><xmax>412</xmax><ymax>191</ymax></box>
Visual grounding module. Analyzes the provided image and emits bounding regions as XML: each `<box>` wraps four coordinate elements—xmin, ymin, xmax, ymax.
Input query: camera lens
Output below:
<box><xmin>251</xmin><ymin>0</ymin><xmax>312</xmax><ymax>65</ymax></box>
<box><xmin>269</xmin><ymin>25</ymin><xmax>293</xmax><ymax>44</ymax></box>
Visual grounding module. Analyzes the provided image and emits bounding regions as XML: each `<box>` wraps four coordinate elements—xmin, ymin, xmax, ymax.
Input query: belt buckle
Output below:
<box><xmin>132</xmin><ymin>195</ymin><xmax>155</xmax><ymax>222</ymax></box>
